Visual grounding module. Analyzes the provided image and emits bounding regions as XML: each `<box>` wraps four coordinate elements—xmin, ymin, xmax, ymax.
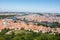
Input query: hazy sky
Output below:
<box><xmin>0</xmin><ymin>0</ymin><xmax>60</xmax><ymax>13</ymax></box>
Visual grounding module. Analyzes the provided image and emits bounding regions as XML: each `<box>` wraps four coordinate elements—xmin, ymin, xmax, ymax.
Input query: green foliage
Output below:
<box><xmin>36</xmin><ymin>22</ymin><xmax>60</xmax><ymax>28</ymax></box>
<box><xmin>0</xmin><ymin>29</ymin><xmax>60</xmax><ymax>40</ymax></box>
<box><xmin>0</xmin><ymin>28</ymin><xmax>10</xmax><ymax>35</ymax></box>
<box><xmin>0</xmin><ymin>37</ymin><xmax>5</xmax><ymax>40</ymax></box>
<box><xmin>0</xmin><ymin>15</ymin><xmax>15</xmax><ymax>19</ymax></box>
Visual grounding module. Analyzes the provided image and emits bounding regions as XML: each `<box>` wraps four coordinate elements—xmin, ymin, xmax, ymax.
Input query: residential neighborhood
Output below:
<box><xmin>0</xmin><ymin>13</ymin><xmax>60</xmax><ymax>33</ymax></box>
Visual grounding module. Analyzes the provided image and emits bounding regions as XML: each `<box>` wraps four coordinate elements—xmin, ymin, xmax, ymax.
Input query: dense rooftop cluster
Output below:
<box><xmin>0</xmin><ymin>18</ymin><xmax>60</xmax><ymax>33</ymax></box>
<box><xmin>0</xmin><ymin>13</ymin><xmax>60</xmax><ymax>34</ymax></box>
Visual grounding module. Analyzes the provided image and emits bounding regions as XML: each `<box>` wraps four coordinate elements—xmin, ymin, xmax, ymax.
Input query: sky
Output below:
<box><xmin>0</xmin><ymin>0</ymin><xmax>60</xmax><ymax>13</ymax></box>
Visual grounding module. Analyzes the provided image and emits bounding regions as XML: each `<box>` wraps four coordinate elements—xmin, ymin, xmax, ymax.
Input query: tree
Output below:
<box><xmin>0</xmin><ymin>37</ymin><xmax>5</xmax><ymax>40</ymax></box>
<box><xmin>0</xmin><ymin>28</ymin><xmax>10</xmax><ymax>35</ymax></box>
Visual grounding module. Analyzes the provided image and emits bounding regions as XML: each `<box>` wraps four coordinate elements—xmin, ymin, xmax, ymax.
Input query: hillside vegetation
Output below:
<box><xmin>0</xmin><ymin>28</ymin><xmax>60</xmax><ymax>40</ymax></box>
